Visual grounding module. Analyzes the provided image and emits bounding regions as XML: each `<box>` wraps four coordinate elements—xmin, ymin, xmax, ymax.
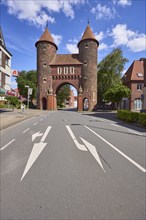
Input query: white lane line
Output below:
<box><xmin>0</xmin><ymin>139</ymin><xmax>15</xmax><ymax>151</ymax></box>
<box><xmin>22</xmin><ymin>128</ymin><xmax>30</xmax><ymax>133</ymax></box>
<box><xmin>128</xmin><ymin>129</ymin><xmax>143</xmax><ymax>136</ymax></box>
<box><xmin>111</xmin><ymin>123</ymin><xmax>119</xmax><ymax>127</ymax></box>
<box><xmin>33</xmin><ymin>122</ymin><xmax>38</xmax><ymax>126</ymax></box>
<box><xmin>66</xmin><ymin>125</ymin><xmax>87</xmax><ymax>151</ymax></box>
<box><xmin>40</xmin><ymin>118</ymin><xmax>43</xmax><ymax>121</ymax></box>
<box><xmin>85</xmin><ymin>126</ymin><xmax>146</xmax><ymax>173</ymax></box>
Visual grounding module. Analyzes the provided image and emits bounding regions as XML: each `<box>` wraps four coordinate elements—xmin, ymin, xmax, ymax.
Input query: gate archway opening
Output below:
<box><xmin>42</xmin><ymin>97</ymin><xmax>47</xmax><ymax>110</ymax></box>
<box><xmin>83</xmin><ymin>98</ymin><xmax>89</xmax><ymax>111</ymax></box>
<box><xmin>56</xmin><ymin>83</ymin><xmax>78</xmax><ymax>111</ymax></box>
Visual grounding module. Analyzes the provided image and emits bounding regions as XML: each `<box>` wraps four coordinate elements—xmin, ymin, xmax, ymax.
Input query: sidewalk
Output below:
<box><xmin>0</xmin><ymin>108</ymin><xmax>47</xmax><ymax>130</ymax></box>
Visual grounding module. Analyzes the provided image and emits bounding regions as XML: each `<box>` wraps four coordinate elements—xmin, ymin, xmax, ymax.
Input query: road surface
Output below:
<box><xmin>0</xmin><ymin>110</ymin><xmax>146</xmax><ymax>219</ymax></box>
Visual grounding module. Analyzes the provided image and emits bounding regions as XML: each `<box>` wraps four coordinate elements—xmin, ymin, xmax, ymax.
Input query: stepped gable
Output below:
<box><xmin>35</xmin><ymin>27</ymin><xmax>58</xmax><ymax>50</ymax></box>
<box><xmin>50</xmin><ymin>54</ymin><xmax>82</xmax><ymax>65</ymax></box>
<box><xmin>78</xmin><ymin>24</ymin><xmax>99</xmax><ymax>47</ymax></box>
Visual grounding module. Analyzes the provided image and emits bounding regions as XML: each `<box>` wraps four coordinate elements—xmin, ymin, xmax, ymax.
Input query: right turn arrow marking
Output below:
<box><xmin>80</xmin><ymin>137</ymin><xmax>105</xmax><ymax>172</ymax></box>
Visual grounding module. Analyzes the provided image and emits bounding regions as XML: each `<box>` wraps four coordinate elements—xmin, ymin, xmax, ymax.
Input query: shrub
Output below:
<box><xmin>117</xmin><ymin>110</ymin><xmax>146</xmax><ymax>126</ymax></box>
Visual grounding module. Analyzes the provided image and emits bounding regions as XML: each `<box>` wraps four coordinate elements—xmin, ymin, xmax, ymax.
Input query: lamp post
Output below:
<box><xmin>25</xmin><ymin>85</ymin><xmax>29</xmax><ymax>109</ymax></box>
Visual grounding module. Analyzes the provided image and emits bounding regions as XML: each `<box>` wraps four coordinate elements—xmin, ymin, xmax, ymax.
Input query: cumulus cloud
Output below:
<box><xmin>91</xmin><ymin>3</ymin><xmax>116</xmax><ymax>20</ymax></box>
<box><xmin>110</xmin><ymin>24</ymin><xmax>146</xmax><ymax>52</ymax></box>
<box><xmin>66</xmin><ymin>43</ymin><xmax>78</xmax><ymax>53</ymax></box>
<box><xmin>52</xmin><ymin>34</ymin><xmax>62</xmax><ymax>46</ymax></box>
<box><xmin>113</xmin><ymin>0</ymin><xmax>131</xmax><ymax>7</ymax></box>
<box><xmin>3</xmin><ymin>0</ymin><xmax>86</xmax><ymax>27</ymax></box>
<box><xmin>98</xmin><ymin>43</ymin><xmax>108</xmax><ymax>51</ymax></box>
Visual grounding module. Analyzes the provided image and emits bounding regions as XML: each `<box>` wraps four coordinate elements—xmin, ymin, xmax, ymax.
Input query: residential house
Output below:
<box><xmin>0</xmin><ymin>26</ymin><xmax>12</xmax><ymax>100</ymax></box>
<box><xmin>122</xmin><ymin>58</ymin><xmax>144</xmax><ymax>111</ymax></box>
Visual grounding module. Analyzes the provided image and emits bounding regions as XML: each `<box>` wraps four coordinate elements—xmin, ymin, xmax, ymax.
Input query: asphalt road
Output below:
<box><xmin>0</xmin><ymin>110</ymin><xmax>146</xmax><ymax>220</ymax></box>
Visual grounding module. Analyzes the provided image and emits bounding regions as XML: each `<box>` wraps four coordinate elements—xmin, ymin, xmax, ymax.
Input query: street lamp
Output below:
<box><xmin>25</xmin><ymin>85</ymin><xmax>29</xmax><ymax>109</ymax></box>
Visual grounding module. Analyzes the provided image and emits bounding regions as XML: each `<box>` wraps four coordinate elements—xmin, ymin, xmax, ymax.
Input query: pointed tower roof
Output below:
<box><xmin>35</xmin><ymin>27</ymin><xmax>58</xmax><ymax>50</ymax></box>
<box><xmin>78</xmin><ymin>24</ymin><xmax>99</xmax><ymax>47</ymax></box>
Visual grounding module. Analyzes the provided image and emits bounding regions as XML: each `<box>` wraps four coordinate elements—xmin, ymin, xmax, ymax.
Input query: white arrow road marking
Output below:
<box><xmin>20</xmin><ymin>142</ymin><xmax>47</xmax><ymax>181</ymax></box>
<box><xmin>21</xmin><ymin>126</ymin><xmax>52</xmax><ymax>181</ymax></box>
<box><xmin>85</xmin><ymin>125</ymin><xmax>146</xmax><ymax>173</ymax></box>
<box><xmin>66</xmin><ymin>125</ymin><xmax>87</xmax><ymax>151</ymax></box>
<box><xmin>32</xmin><ymin>132</ymin><xmax>43</xmax><ymax>142</ymax></box>
<box><xmin>80</xmin><ymin>137</ymin><xmax>105</xmax><ymax>172</ymax></box>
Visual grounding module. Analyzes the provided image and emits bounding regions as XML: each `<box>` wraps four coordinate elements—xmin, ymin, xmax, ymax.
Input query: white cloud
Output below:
<box><xmin>66</xmin><ymin>44</ymin><xmax>78</xmax><ymax>53</ymax></box>
<box><xmin>91</xmin><ymin>3</ymin><xmax>116</xmax><ymax>20</ymax></box>
<box><xmin>99</xmin><ymin>43</ymin><xmax>108</xmax><ymax>51</ymax></box>
<box><xmin>95</xmin><ymin>31</ymin><xmax>104</xmax><ymax>41</ymax></box>
<box><xmin>113</xmin><ymin>0</ymin><xmax>131</xmax><ymax>7</ymax></box>
<box><xmin>3</xmin><ymin>0</ymin><xmax>86</xmax><ymax>27</ymax></box>
<box><xmin>52</xmin><ymin>34</ymin><xmax>62</xmax><ymax>46</ymax></box>
<box><xmin>110</xmin><ymin>24</ymin><xmax>146</xmax><ymax>52</ymax></box>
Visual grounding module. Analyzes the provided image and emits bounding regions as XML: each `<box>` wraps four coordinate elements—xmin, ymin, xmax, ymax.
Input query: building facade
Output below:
<box><xmin>35</xmin><ymin>24</ymin><xmax>99</xmax><ymax>111</ymax></box>
<box><xmin>0</xmin><ymin>26</ymin><xmax>12</xmax><ymax>98</ymax></box>
<box><xmin>122</xmin><ymin>58</ymin><xmax>145</xmax><ymax>111</ymax></box>
<box><xmin>141</xmin><ymin>59</ymin><xmax>146</xmax><ymax>112</ymax></box>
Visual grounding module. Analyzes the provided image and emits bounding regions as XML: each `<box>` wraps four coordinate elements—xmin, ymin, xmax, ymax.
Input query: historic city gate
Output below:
<box><xmin>35</xmin><ymin>23</ymin><xmax>99</xmax><ymax>111</ymax></box>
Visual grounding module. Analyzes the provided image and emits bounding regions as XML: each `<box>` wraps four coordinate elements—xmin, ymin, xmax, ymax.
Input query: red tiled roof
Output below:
<box><xmin>35</xmin><ymin>27</ymin><xmax>57</xmax><ymax>49</ymax></box>
<box><xmin>78</xmin><ymin>24</ymin><xmax>99</xmax><ymax>47</ymax></box>
<box><xmin>123</xmin><ymin>59</ymin><xmax>144</xmax><ymax>83</ymax></box>
<box><xmin>50</xmin><ymin>54</ymin><xmax>82</xmax><ymax>65</ymax></box>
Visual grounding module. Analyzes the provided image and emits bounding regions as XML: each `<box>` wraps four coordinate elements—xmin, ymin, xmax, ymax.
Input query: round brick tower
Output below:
<box><xmin>78</xmin><ymin>23</ymin><xmax>99</xmax><ymax>111</ymax></box>
<box><xmin>35</xmin><ymin>26</ymin><xmax>57</xmax><ymax>109</ymax></box>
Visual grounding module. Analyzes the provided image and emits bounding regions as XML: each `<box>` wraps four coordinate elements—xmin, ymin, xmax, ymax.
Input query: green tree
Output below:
<box><xmin>6</xmin><ymin>96</ymin><xmax>20</xmax><ymax>108</ymax></box>
<box><xmin>57</xmin><ymin>85</ymin><xmax>70</xmax><ymax>108</ymax></box>
<box><xmin>16</xmin><ymin>70</ymin><xmax>37</xmax><ymax>101</ymax></box>
<box><xmin>98</xmin><ymin>47</ymin><xmax>128</xmax><ymax>104</ymax></box>
<box><xmin>104</xmin><ymin>84</ymin><xmax>131</xmax><ymax>108</ymax></box>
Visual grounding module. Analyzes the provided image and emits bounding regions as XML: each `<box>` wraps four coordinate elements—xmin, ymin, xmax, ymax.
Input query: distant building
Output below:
<box><xmin>141</xmin><ymin>59</ymin><xmax>146</xmax><ymax>112</ymax></box>
<box><xmin>0</xmin><ymin>26</ymin><xmax>12</xmax><ymax>99</ymax></box>
<box><xmin>122</xmin><ymin>58</ymin><xmax>145</xmax><ymax>111</ymax></box>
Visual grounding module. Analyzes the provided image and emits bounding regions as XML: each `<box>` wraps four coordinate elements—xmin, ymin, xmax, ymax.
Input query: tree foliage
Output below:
<box><xmin>16</xmin><ymin>70</ymin><xmax>37</xmax><ymax>101</ymax></box>
<box><xmin>98</xmin><ymin>47</ymin><xmax>128</xmax><ymax>103</ymax></box>
<box><xmin>57</xmin><ymin>84</ymin><xmax>70</xmax><ymax>108</ymax></box>
<box><xmin>6</xmin><ymin>96</ymin><xmax>20</xmax><ymax>107</ymax></box>
<box><xmin>104</xmin><ymin>84</ymin><xmax>131</xmax><ymax>105</ymax></box>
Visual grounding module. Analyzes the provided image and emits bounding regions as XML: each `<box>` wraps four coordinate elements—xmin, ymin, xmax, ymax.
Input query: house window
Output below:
<box><xmin>70</xmin><ymin>67</ymin><xmax>74</xmax><ymax>74</ymax></box>
<box><xmin>64</xmin><ymin>67</ymin><xmax>68</xmax><ymax>74</ymax></box>
<box><xmin>0</xmin><ymin>51</ymin><xmax>2</xmax><ymax>65</ymax></box>
<box><xmin>43</xmin><ymin>44</ymin><xmax>47</xmax><ymax>50</ymax></box>
<box><xmin>134</xmin><ymin>98</ymin><xmax>142</xmax><ymax>110</ymax></box>
<box><xmin>137</xmin><ymin>83</ymin><xmax>143</xmax><ymax>90</ymax></box>
<box><xmin>84</xmin><ymin>61</ymin><xmax>87</xmax><ymax>66</ymax></box>
<box><xmin>137</xmin><ymin>73</ymin><xmax>143</xmax><ymax>77</ymax></box>
<box><xmin>57</xmin><ymin>67</ymin><xmax>62</xmax><ymax>74</ymax></box>
<box><xmin>85</xmin><ymin>43</ymin><xmax>88</xmax><ymax>48</ymax></box>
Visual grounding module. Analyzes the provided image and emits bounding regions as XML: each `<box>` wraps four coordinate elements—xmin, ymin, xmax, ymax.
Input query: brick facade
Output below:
<box><xmin>35</xmin><ymin>24</ymin><xmax>99</xmax><ymax>111</ymax></box>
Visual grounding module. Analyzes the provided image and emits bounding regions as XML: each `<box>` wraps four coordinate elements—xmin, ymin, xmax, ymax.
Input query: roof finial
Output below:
<box><xmin>87</xmin><ymin>17</ymin><xmax>90</xmax><ymax>25</ymax></box>
<box><xmin>46</xmin><ymin>20</ymin><xmax>48</xmax><ymax>29</ymax></box>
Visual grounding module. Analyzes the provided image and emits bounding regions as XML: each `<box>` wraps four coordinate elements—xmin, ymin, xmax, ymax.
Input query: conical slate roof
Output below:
<box><xmin>35</xmin><ymin>27</ymin><xmax>58</xmax><ymax>50</ymax></box>
<box><xmin>78</xmin><ymin>24</ymin><xmax>99</xmax><ymax>47</ymax></box>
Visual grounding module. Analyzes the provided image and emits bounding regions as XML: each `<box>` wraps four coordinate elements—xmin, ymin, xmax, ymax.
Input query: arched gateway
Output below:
<box><xmin>35</xmin><ymin>23</ymin><xmax>99</xmax><ymax>111</ymax></box>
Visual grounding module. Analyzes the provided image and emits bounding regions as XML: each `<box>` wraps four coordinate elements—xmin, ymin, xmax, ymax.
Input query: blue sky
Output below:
<box><xmin>1</xmin><ymin>0</ymin><xmax>146</xmax><ymax>89</ymax></box>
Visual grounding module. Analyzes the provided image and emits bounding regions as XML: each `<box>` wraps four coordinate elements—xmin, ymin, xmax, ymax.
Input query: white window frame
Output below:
<box><xmin>57</xmin><ymin>67</ymin><xmax>62</xmax><ymax>74</ymax></box>
<box><xmin>70</xmin><ymin>67</ymin><xmax>74</xmax><ymax>74</ymax></box>
<box><xmin>64</xmin><ymin>67</ymin><xmax>68</xmax><ymax>74</ymax></box>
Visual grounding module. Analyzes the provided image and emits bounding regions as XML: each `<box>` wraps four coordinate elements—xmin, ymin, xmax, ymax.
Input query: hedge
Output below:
<box><xmin>117</xmin><ymin>110</ymin><xmax>146</xmax><ymax>126</ymax></box>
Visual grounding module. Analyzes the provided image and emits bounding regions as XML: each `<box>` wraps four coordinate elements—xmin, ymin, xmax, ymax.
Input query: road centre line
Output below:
<box><xmin>0</xmin><ymin>139</ymin><xmax>15</xmax><ymax>151</ymax></box>
<box><xmin>22</xmin><ymin>128</ymin><xmax>30</xmax><ymax>133</ymax></box>
<box><xmin>33</xmin><ymin>122</ymin><xmax>38</xmax><ymax>126</ymax></box>
<box><xmin>85</xmin><ymin>125</ymin><xmax>146</xmax><ymax>173</ymax></box>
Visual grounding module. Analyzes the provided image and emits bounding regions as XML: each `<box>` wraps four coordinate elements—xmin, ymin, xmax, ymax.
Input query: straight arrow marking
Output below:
<box><xmin>80</xmin><ymin>137</ymin><xmax>105</xmax><ymax>172</ymax></box>
<box><xmin>66</xmin><ymin>125</ymin><xmax>87</xmax><ymax>151</ymax></box>
<box><xmin>21</xmin><ymin>126</ymin><xmax>52</xmax><ymax>181</ymax></box>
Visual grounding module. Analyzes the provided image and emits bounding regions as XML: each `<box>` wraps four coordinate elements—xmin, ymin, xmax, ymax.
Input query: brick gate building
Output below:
<box><xmin>35</xmin><ymin>23</ymin><xmax>99</xmax><ymax>111</ymax></box>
